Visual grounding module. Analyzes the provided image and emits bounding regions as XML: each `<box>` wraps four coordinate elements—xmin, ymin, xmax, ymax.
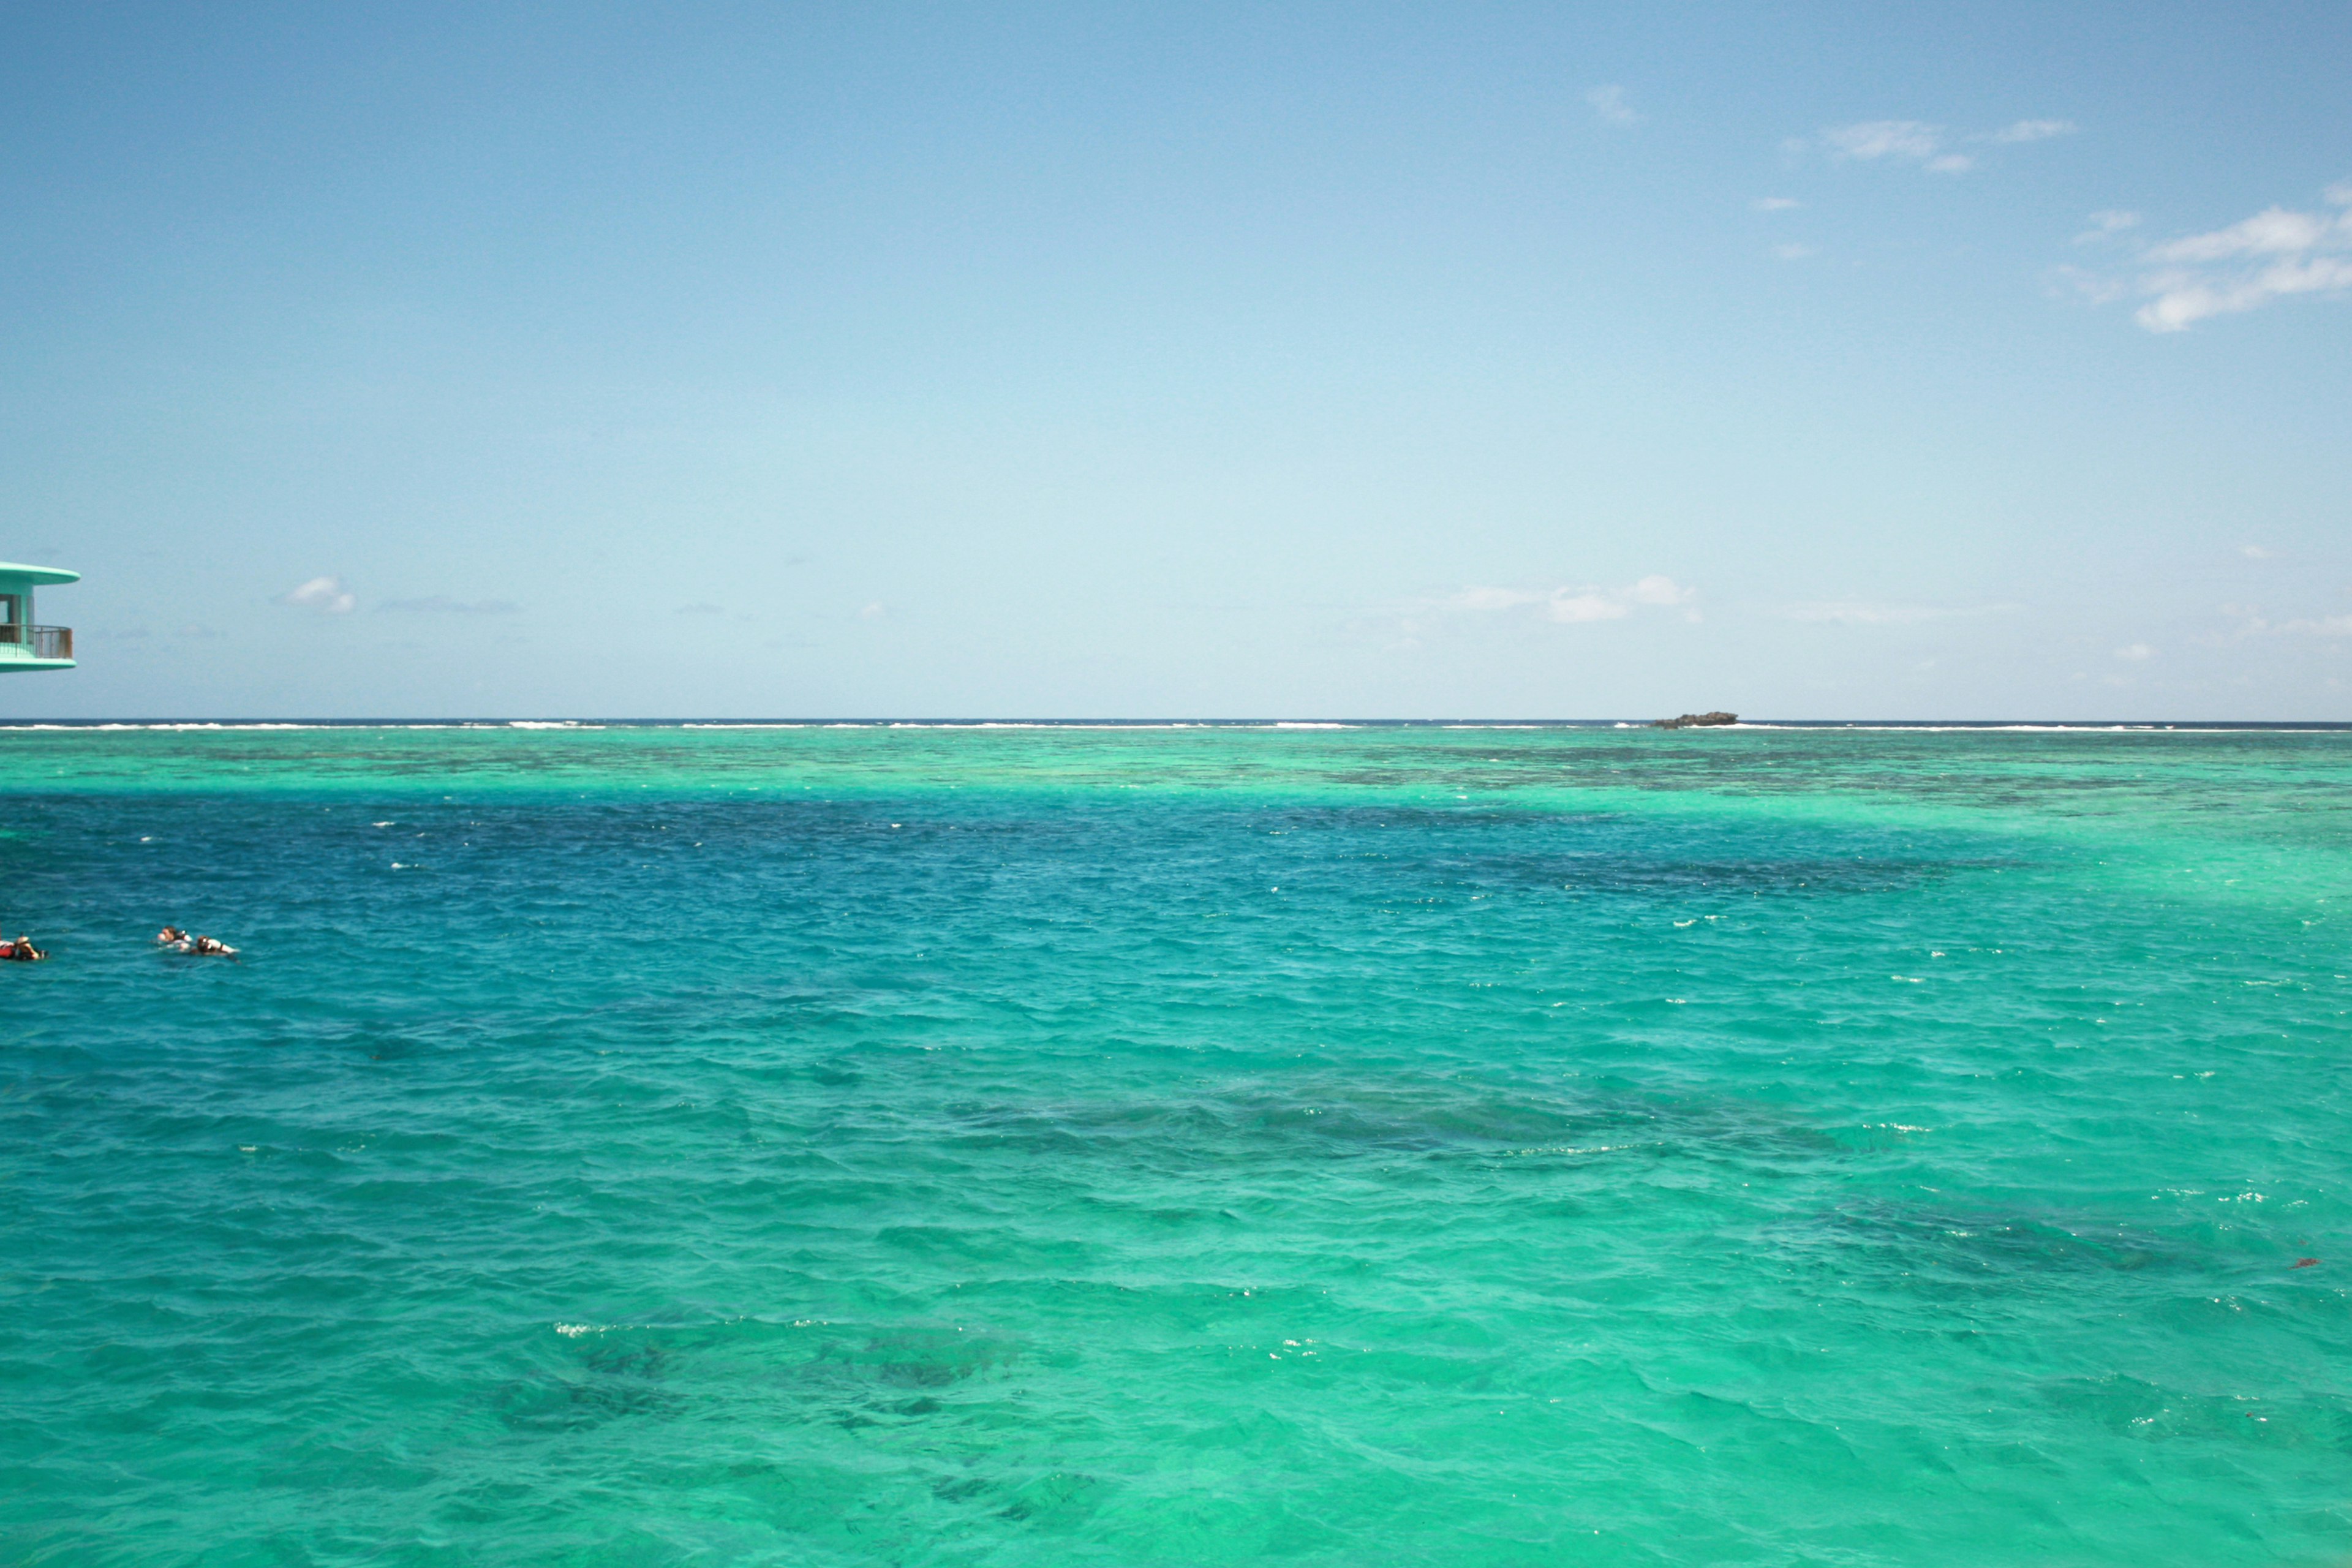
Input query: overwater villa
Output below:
<box><xmin>0</xmin><ymin>562</ymin><xmax>76</xmax><ymax>673</ymax></box>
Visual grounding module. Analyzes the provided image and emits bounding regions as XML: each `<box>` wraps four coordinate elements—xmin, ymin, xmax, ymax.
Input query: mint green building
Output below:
<box><xmin>0</xmin><ymin>562</ymin><xmax>77</xmax><ymax>672</ymax></box>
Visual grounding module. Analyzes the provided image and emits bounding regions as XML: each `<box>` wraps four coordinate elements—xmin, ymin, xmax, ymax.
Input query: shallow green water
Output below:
<box><xmin>2</xmin><ymin>723</ymin><xmax>2348</xmax><ymax>1566</ymax></box>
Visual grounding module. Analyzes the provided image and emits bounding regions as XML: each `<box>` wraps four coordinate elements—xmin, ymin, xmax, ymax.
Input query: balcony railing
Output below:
<box><xmin>0</xmin><ymin>625</ymin><xmax>71</xmax><ymax>659</ymax></box>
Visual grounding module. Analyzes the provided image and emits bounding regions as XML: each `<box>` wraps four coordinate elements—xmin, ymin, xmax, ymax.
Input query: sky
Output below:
<box><xmin>1</xmin><ymin>1</ymin><xmax>2348</xmax><ymax>720</ymax></box>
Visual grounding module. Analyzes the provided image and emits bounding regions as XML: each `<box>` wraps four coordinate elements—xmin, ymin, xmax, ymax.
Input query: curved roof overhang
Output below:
<box><xmin>0</xmin><ymin>562</ymin><xmax>78</xmax><ymax>584</ymax></box>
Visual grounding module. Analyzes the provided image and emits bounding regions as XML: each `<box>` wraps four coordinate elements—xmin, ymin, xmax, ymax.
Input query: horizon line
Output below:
<box><xmin>3</xmin><ymin>717</ymin><xmax>2349</xmax><ymax>731</ymax></box>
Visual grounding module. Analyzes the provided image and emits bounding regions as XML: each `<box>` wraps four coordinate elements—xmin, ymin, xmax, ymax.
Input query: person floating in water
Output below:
<box><xmin>156</xmin><ymin>925</ymin><xmax>236</xmax><ymax>956</ymax></box>
<box><xmin>156</xmin><ymin>925</ymin><xmax>187</xmax><ymax>947</ymax></box>
<box><xmin>1</xmin><ymin>934</ymin><xmax>48</xmax><ymax>962</ymax></box>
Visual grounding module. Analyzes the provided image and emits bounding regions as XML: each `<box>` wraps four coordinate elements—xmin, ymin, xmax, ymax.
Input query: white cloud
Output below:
<box><xmin>1547</xmin><ymin>592</ymin><xmax>1629</xmax><ymax>623</ymax></box>
<box><xmin>1627</xmin><ymin>575</ymin><xmax>1694</xmax><ymax>606</ymax></box>
<box><xmin>1445</xmin><ymin>576</ymin><xmax>1697</xmax><ymax>626</ymax></box>
<box><xmin>278</xmin><ymin>576</ymin><xmax>355</xmax><ymax>613</ymax></box>
<box><xmin>2073</xmin><ymin>209</ymin><xmax>2141</xmax><ymax>244</ymax></box>
<box><xmin>2264</xmin><ymin>614</ymin><xmax>2352</xmax><ymax>638</ymax></box>
<box><xmin>1988</xmin><ymin>118</ymin><xmax>2077</xmax><ymax>144</ymax></box>
<box><xmin>2049</xmin><ymin>263</ymin><xmax>2128</xmax><ymax>304</ymax></box>
<box><xmin>1772</xmin><ymin>243</ymin><xmax>1815</xmax><ymax>260</ymax></box>
<box><xmin>2121</xmin><ymin>187</ymin><xmax>2352</xmax><ymax>330</ymax></box>
<box><xmin>1752</xmin><ymin>197</ymin><xmax>1802</xmax><ymax>212</ymax></box>
<box><xmin>1822</xmin><ymin>120</ymin><xmax>1944</xmax><ymax>161</ymax></box>
<box><xmin>1781</xmin><ymin>601</ymin><xmax>2017</xmax><ymax>626</ymax></box>
<box><xmin>2114</xmin><ymin>643</ymin><xmax>2155</xmax><ymax>661</ymax></box>
<box><xmin>1445</xmin><ymin>586</ymin><xmax>1542</xmax><ymax>612</ymax></box>
<box><xmin>2224</xmin><ymin>603</ymin><xmax>2352</xmax><ymax>638</ymax></box>
<box><xmin>1586</xmin><ymin>85</ymin><xmax>1640</xmax><ymax>126</ymax></box>
<box><xmin>1811</xmin><ymin>116</ymin><xmax>2070</xmax><ymax>175</ymax></box>
<box><xmin>2242</xmin><ymin>545</ymin><xmax>2272</xmax><ymax>559</ymax></box>
<box><xmin>2146</xmin><ymin>206</ymin><xmax>2336</xmax><ymax>263</ymax></box>
<box><xmin>859</xmin><ymin>601</ymin><xmax>887</xmax><ymax>619</ymax></box>
<box><xmin>2137</xmin><ymin>257</ymin><xmax>2352</xmax><ymax>331</ymax></box>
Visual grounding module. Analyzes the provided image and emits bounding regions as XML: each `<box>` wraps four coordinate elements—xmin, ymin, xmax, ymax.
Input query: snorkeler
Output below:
<box><xmin>156</xmin><ymin>925</ymin><xmax>235</xmax><ymax>956</ymax></box>
<box><xmin>1</xmin><ymin>935</ymin><xmax>48</xmax><ymax>962</ymax></box>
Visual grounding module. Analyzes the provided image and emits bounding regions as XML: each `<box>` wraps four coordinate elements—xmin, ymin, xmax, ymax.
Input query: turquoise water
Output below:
<box><xmin>3</xmin><ymin>723</ymin><xmax>2349</xmax><ymax>1566</ymax></box>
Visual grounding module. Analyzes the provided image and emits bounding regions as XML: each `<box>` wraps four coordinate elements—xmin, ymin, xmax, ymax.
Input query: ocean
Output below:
<box><xmin>2</xmin><ymin>722</ymin><xmax>2347</xmax><ymax>1566</ymax></box>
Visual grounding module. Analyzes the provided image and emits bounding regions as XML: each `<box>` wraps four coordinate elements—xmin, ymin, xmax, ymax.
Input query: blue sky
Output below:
<box><xmin>2</xmin><ymin>1</ymin><xmax>2347</xmax><ymax>718</ymax></box>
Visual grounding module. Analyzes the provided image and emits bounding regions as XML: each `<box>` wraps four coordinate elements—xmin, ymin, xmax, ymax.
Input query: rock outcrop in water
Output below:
<box><xmin>1653</xmin><ymin>711</ymin><xmax>1737</xmax><ymax>729</ymax></box>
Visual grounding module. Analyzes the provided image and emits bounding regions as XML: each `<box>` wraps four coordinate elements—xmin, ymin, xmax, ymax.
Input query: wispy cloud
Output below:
<box><xmin>1771</xmin><ymin>243</ymin><xmax>1814</xmax><ymax>261</ymax></box>
<box><xmin>2230</xmin><ymin>605</ymin><xmax>2352</xmax><ymax>638</ymax></box>
<box><xmin>2072</xmin><ymin>209</ymin><xmax>2141</xmax><ymax>244</ymax></box>
<box><xmin>1822</xmin><ymin>119</ymin><xmax>1945</xmax><ymax>162</ymax></box>
<box><xmin>1444</xmin><ymin>575</ymin><xmax>1698</xmax><ymax>625</ymax></box>
<box><xmin>1988</xmin><ymin>118</ymin><xmax>2076</xmax><ymax>144</ymax></box>
<box><xmin>2242</xmin><ymin>545</ymin><xmax>2272</xmax><ymax>559</ymax></box>
<box><xmin>2115</xmin><ymin>184</ymin><xmax>2352</xmax><ymax>331</ymax></box>
<box><xmin>2114</xmin><ymin>643</ymin><xmax>2154</xmax><ymax>661</ymax></box>
<box><xmin>1447</xmin><ymin>586</ymin><xmax>1542</xmax><ymax>612</ymax></box>
<box><xmin>1752</xmin><ymin>197</ymin><xmax>1802</xmax><ymax>212</ymax></box>
<box><xmin>378</xmin><ymin>595</ymin><xmax>521</xmax><ymax>614</ymax></box>
<box><xmin>1627</xmin><ymin>575</ymin><xmax>1694</xmax><ymax>606</ymax></box>
<box><xmin>1780</xmin><ymin>600</ymin><xmax>2018</xmax><ymax>626</ymax></box>
<box><xmin>1586</xmin><ymin>85</ymin><xmax>1640</xmax><ymax>126</ymax></box>
<box><xmin>2146</xmin><ymin>206</ymin><xmax>2339</xmax><ymax>263</ymax></box>
<box><xmin>277</xmin><ymin>576</ymin><xmax>355</xmax><ymax>614</ymax></box>
<box><xmin>1807</xmin><ymin>116</ymin><xmax>2071</xmax><ymax>175</ymax></box>
<box><xmin>1547</xmin><ymin>592</ymin><xmax>1630</xmax><ymax>623</ymax></box>
<box><xmin>2049</xmin><ymin>264</ymin><xmax>2128</xmax><ymax>304</ymax></box>
<box><xmin>2283</xmin><ymin>616</ymin><xmax>2352</xmax><ymax>637</ymax></box>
